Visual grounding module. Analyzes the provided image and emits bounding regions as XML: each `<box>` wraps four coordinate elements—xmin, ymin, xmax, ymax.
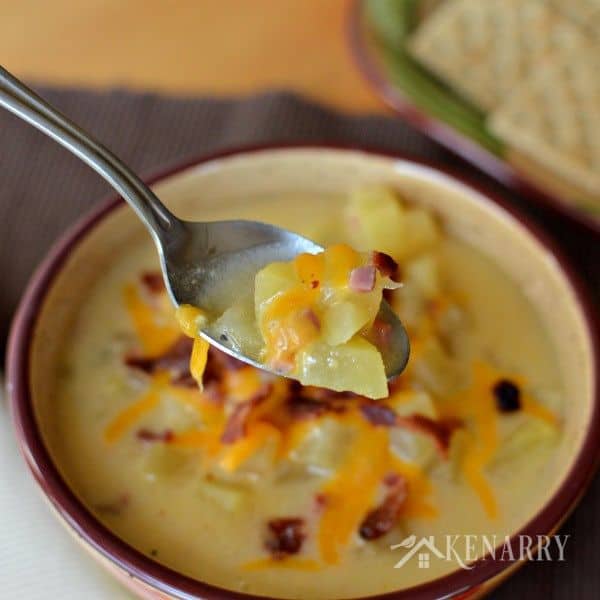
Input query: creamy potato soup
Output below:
<box><xmin>52</xmin><ymin>188</ymin><xmax>563</xmax><ymax>599</ymax></box>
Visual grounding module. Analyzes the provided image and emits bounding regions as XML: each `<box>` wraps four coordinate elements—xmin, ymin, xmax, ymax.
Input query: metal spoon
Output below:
<box><xmin>0</xmin><ymin>66</ymin><xmax>409</xmax><ymax>379</ymax></box>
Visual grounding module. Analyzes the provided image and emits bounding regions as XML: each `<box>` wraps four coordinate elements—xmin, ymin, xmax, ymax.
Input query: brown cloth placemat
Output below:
<box><xmin>0</xmin><ymin>87</ymin><xmax>598</xmax><ymax>599</ymax></box>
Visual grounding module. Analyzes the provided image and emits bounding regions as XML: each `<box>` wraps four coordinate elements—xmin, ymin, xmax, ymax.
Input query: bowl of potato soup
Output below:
<box><xmin>6</xmin><ymin>146</ymin><xmax>599</xmax><ymax>600</ymax></box>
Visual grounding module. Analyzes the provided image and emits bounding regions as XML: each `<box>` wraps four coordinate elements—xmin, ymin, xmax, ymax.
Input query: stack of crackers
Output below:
<box><xmin>408</xmin><ymin>0</ymin><xmax>600</xmax><ymax>202</ymax></box>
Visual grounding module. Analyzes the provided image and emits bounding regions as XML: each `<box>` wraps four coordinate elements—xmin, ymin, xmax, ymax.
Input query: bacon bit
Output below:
<box><xmin>287</xmin><ymin>395</ymin><xmax>329</xmax><ymax>419</ymax></box>
<box><xmin>201</xmin><ymin>347</ymin><xmax>241</xmax><ymax>391</ymax></box>
<box><xmin>310</xmin><ymin>280</ymin><xmax>319</xmax><ymax>289</ymax></box>
<box><xmin>396</xmin><ymin>415</ymin><xmax>463</xmax><ymax>458</ymax></box>
<box><xmin>141</xmin><ymin>271</ymin><xmax>165</xmax><ymax>293</ymax></box>
<box><xmin>220</xmin><ymin>384</ymin><xmax>273</xmax><ymax>444</ymax></box>
<box><xmin>349</xmin><ymin>265</ymin><xmax>376</xmax><ymax>292</ymax></box>
<box><xmin>360</xmin><ymin>402</ymin><xmax>397</xmax><ymax>427</ymax></box>
<box><xmin>370</xmin><ymin>251</ymin><xmax>399</xmax><ymax>280</ymax></box>
<box><xmin>125</xmin><ymin>336</ymin><xmax>194</xmax><ymax>386</ymax></box>
<box><xmin>136</xmin><ymin>428</ymin><xmax>174</xmax><ymax>443</ymax></box>
<box><xmin>301</xmin><ymin>385</ymin><xmax>359</xmax><ymax>401</ymax></box>
<box><xmin>359</xmin><ymin>405</ymin><xmax>462</xmax><ymax>456</ymax></box>
<box><xmin>359</xmin><ymin>475</ymin><xmax>408</xmax><ymax>540</ymax></box>
<box><xmin>282</xmin><ymin>385</ymin><xmax>360</xmax><ymax>421</ymax></box>
<box><xmin>314</xmin><ymin>493</ymin><xmax>328</xmax><ymax>511</ymax></box>
<box><xmin>383</xmin><ymin>472</ymin><xmax>401</xmax><ymax>487</ymax></box>
<box><xmin>287</xmin><ymin>394</ymin><xmax>348</xmax><ymax>420</ymax></box>
<box><xmin>124</xmin><ymin>337</ymin><xmax>245</xmax><ymax>392</ymax></box>
<box><xmin>265</xmin><ymin>518</ymin><xmax>306</xmax><ymax>559</ymax></box>
<box><xmin>220</xmin><ymin>402</ymin><xmax>254</xmax><ymax>444</ymax></box>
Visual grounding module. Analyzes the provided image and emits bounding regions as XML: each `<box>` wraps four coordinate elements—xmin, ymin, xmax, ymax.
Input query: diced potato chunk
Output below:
<box><xmin>447</xmin><ymin>428</ymin><xmax>469</xmax><ymax>481</ymax></box>
<box><xmin>489</xmin><ymin>419</ymin><xmax>558</xmax><ymax>472</ymax></box>
<box><xmin>254</xmin><ymin>261</ymin><xmax>297</xmax><ymax>321</ymax></box>
<box><xmin>152</xmin><ymin>396</ymin><xmax>201</xmax><ymax>432</ymax></box>
<box><xmin>392</xmin><ymin>390</ymin><xmax>438</xmax><ymax>419</ymax></box>
<box><xmin>390</xmin><ymin>427</ymin><xmax>438</xmax><ymax>469</ymax></box>
<box><xmin>390</xmin><ymin>280</ymin><xmax>426</xmax><ymax>329</ymax></box>
<box><xmin>321</xmin><ymin>262</ymin><xmax>396</xmax><ymax>346</ymax></box>
<box><xmin>289</xmin><ymin>417</ymin><xmax>356</xmax><ymax>476</ymax></box>
<box><xmin>413</xmin><ymin>339</ymin><xmax>467</xmax><ymax>397</ymax></box>
<box><xmin>142</xmin><ymin>445</ymin><xmax>197</xmax><ymax>481</ymax></box>
<box><xmin>345</xmin><ymin>186</ymin><xmax>407</xmax><ymax>260</ymax></box>
<box><xmin>297</xmin><ymin>337</ymin><xmax>388</xmax><ymax>399</ymax></box>
<box><xmin>198</xmin><ymin>477</ymin><xmax>247</xmax><ymax>511</ymax></box>
<box><xmin>345</xmin><ymin>187</ymin><xmax>440</xmax><ymax>262</ymax></box>
<box><xmin>401</xmin><ymin>209</ymin><xmax>439</xmax><ymax>258</ymax></box>
<box><xmin>389</xmin><ymin>391</ymin><xmax>439</xmax><ymax>469</ymax></box>
<box><xmin>436</xmin><ymin>303</ymin><xmax>473</xmax><ymax>358</ymax></box>
<box><xmin>322</xmin><ymin>300</ymin><xmax>369</xmax><ymax>345</ymax></box>
<box><xmin>405</xmin><ymin>253</ymin><xmax>440</xmax><ymax>300</ymax></box>
<box><xmin>210</xmin><ymin>295</ymin><xmax>263</xmax><ymax>359</ymax></box>
<box><xmin>321</xmin><ymin>291</ymin><xmax>381</xmax><ymax>345</ymax></box>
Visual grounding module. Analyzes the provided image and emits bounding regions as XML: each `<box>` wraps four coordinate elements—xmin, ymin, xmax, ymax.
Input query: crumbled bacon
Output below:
<box><xmin>349</xmin><ymin>265</ymin><xmax>376</xmax><ymax>292</ymax></box>
<box><xmin>265</xmin><ymin>518</ymin><xmax>306</xmax><ymax>558</ymax></box>
<box><xmin>360</xmin><ymin>405</ymin><xmax>462</xmax><ymax>457</ymax></box>
<box><xmin>136</xmin><ymin>428</ymin><xmax>174</xmax><ymax>443</ymax></box>
<box><xmin>124</xmin><ymin>336</ymin><xmax>244</xmax><ymax>393</ymax></box>
<box><xmin>220</xmin><ymin>384</ymin><xmax>273</xmax><ymax>444</ymax></box>
<box><xmin>141</xmin><ymin>271</ymin><xmax>165</xmax><ymax>293</ymax></box>
<box><xmin>125</xmin><ymin>336</ymin><xmax>194</xmax><ymax>386</ymax></box>
<box><xmin>200</xmin><ymin>347</ymin><xmax>245</xmax><ymax>394</ymax></box>
<box><xmin>370</xmin><ymin>251</ymin><xmax>399</xmax><ymax>280</ymax></box>
<box><xmin>383</xmin><ymin>472</ymin><xmax>402</xmax><ymax>487</ymax></box>
<box><xmin>220</xmin><ymin>401</ymin><xmax>254</xmax><ymax>444</ymax></box>
<box><xmin>287</xmin><ymin>393</ymin><xmax>348</xmax><ymax>420</ymax></box>
<box><xmin>301</xmin><ymin>385</ymin><xmax>359</xmax><ymax>402</ymax></box>
<box><xmin>360</xmin><ymin>402</ymin><xmax>398</xmax><ymax>426</ymax></box>
<box><xmin>396</xmin><ymin>415</ymin><xmax>462</xmax><ymax>457</ymax></box>
<box><xmin>314</xmin><ymin>493</ymin><xmax>328</xmax><ymax>511</ymax></box>
<box><xmin>359</xmin><ymin>475</ymin><xmax>408</xmax><ymax>540</ymax></box>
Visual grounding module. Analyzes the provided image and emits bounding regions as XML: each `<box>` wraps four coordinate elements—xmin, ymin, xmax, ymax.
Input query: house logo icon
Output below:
<box><xmin>390</xmin><ymin>534</ymin><xmax>570</xmax><ymax>570</ymax></box>
<box><xmin>390</xmin><ymin>535</ymin><xmax>446</xmax><ymax>569</ymax></box>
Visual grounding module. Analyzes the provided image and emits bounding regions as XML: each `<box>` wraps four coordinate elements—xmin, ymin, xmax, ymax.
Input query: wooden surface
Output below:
<box><xmin>1</xmin><ymin>0</ymin><xmax>383</xmax><ymax>113</ymax></box>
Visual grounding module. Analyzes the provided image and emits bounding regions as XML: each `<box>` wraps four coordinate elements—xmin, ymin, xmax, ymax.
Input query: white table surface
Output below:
<box><xmin>0</xmin><ymin>379</ymin><xmax>133</xmax><ymax>599</ymax></box>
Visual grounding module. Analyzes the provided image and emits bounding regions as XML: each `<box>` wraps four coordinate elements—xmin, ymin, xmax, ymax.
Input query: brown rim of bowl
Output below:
<box><xmin>5</xmin><ymin>143</ymin><xmax>600</xmax><ymax>600</ymax></box>
<box><xmin>346</xmin><ymin>0</ymin><xmax>600</xmax><ymax>236</ymax></box>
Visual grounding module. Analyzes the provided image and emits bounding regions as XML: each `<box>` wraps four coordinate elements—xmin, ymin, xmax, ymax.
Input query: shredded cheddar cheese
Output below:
<box><xmin>317</xmin><ymin>417</ymin><xmax>389</xmax><ymax>564</ymax></box>
<box><xmin>324</xmin><ymin>243</ymin><xmax>361</xmax><ymax>286</ymax></box>
<box><xmin>261</xmin><ymin>286</ymin><xmax>320</xmax><ymax>369</ymax></box>
<box><xmin>219</xmin><ymin>422</ymin><xmax>281</xmax><ymax>472</ymax></box>
<box><xmin>224</xmin><ymin>367</ymin><xmax>263</xmax><ymax>403</ymax></box>
<box><xmin>123</xmin><ymin>283</ymin><xmax>180</xmax><ymax>355</ymax></box>
<box><xmin>104</xmin><ymin>373</ymin><xmax>170</xmax><ymax>443</ymax></box>
<box><xmin>176</xmin><ymin>304</ymin><xmax>210</xmax><ymax>388</ymax></box>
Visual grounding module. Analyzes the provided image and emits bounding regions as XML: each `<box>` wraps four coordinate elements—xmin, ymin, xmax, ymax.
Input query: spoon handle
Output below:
<box><xmin>0</xmin><ymin>65</ymin><xmax>179</xmax><ymax>241</ymax></box>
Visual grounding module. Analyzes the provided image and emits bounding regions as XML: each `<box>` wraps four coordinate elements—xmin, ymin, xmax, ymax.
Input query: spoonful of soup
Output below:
<box><xmin>0</xmin><ymin>66</ymin><xmax>409</xmax><ymax>397</ymax></box>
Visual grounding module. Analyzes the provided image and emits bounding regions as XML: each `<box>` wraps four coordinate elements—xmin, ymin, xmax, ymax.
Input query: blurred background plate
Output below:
<box><xmin>348</xmin><ymin>0</ymin><xmax>600</xmax><ymax>234</ymax></box>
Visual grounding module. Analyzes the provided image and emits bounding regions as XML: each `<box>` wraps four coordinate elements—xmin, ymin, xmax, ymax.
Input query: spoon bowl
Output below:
<box><xmin>0</xmin><ymin>65</ymin><xmax>409</xmax><ymax>379</ymax></box>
